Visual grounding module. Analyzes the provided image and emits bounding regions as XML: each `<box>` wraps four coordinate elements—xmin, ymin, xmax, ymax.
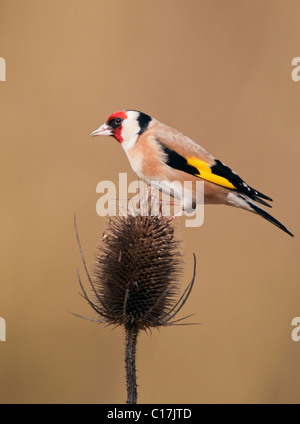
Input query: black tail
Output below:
<box><xmin>247</xmin><ymin>201</ymin><xmax>294</xmax><ymax>237</ymax></box>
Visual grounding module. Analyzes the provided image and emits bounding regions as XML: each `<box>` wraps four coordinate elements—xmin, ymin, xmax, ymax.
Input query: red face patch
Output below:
<box><xmin>113</xmin><ymin>126</ymin><xmax>123</xmax><ymax>144</ymax></box>
<box><xmin>107</xmin><ymin>110</ymin><xmax>128</xmax><ymax>123</ymax></box>
<box><xmin>106</xmin><ymin>111</ymin><xmax>128</xmax><ymax>144</ymax></box>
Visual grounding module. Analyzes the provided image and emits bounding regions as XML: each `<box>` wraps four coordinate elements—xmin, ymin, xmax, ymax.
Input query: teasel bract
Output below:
<box><xmin>74</xmin><ymin>214</ymin><xmax>196</xmax><ymax>404</ymax></box>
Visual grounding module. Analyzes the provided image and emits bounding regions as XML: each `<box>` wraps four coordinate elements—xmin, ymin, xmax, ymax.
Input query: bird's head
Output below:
<box><xmin>91</xmin><ymin>110</ymin><xmax>152</xmax><ymax>149</ymax></box>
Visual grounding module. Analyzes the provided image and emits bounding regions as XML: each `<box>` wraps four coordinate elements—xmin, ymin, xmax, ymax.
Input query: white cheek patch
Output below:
<box><xmin>121</xmin><ymin>111</ymin><xmax>141</xmax><ymax>152</ymax></box>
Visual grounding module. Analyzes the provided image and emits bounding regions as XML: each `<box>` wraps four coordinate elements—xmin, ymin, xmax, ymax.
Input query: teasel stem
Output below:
<box><xmin>125</xmin><ymin>324</ymin><xmax>138</xmax><ymax>404</ymax></box>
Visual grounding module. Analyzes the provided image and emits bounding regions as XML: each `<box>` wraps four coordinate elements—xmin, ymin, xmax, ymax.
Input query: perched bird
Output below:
<box><xmin>91</xmin><ymin>110</ymin><xmax>293</xmax><ymax>237</ymax></box>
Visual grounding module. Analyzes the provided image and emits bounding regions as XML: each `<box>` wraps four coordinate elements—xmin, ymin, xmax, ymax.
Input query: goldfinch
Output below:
<box><xmin>91</xmin><ymin>110</ymin><xmax>293</xmax><ymax>237</ymax></box>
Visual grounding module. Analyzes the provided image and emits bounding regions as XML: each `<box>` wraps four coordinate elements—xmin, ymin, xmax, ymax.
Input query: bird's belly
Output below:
<box><xmin>144</xmin><ymin>178</ymin><xmax>196</xmax><ymax>211</ymax></box>
<box><xmin>145</xmin><ymin>177</ymin><xmax>229</xmax><ymax>208</ymax></box>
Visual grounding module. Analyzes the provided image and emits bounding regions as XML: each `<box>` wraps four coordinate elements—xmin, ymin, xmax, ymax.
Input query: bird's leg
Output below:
<box><xmin>147</xmin><ymin>186</ymin><xmax>152</xmax><ymax>216</ymax></box>
<box><xmin>146</xmin><ymin>188</ymin><xmax>184</xmax><ymax>218</ymax></box>
<box><xmin>159</xmin><ymin>198</ymin><xmax>186</xmax><ymax>220</ymax></box>
<box><xmin>158</xmin><ymin>199</ymin><xmax>182</xmax><ymax>206</ymax></box>
<box><xmin>156</xmin><ymin>198</ymin><xmax>182</xmax><ymax>218</ymax></box>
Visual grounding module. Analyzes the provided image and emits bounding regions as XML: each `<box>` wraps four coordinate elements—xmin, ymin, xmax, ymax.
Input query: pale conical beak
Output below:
<box><xmin>91</xmin><ymin>123</ymin><xmax>112</xmax><ymax>137</ymax></box>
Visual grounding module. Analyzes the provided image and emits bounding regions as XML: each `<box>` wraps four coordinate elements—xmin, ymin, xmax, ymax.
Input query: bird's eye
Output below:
<box><xmin>115</xmin><ymin>117</ymin><xmax>122</xmax><ymax>125</ymax></box>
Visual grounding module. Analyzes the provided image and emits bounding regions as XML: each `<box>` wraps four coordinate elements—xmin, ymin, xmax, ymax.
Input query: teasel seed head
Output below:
<box><xmin>74</xmin><ymin>213</ymin><xmax>196</xmax><ymax>403</ymax></box>
<box><xmin>75</xmin><ymin>214</ymin><xmax>196</xmax><ymax>330</ymax></box>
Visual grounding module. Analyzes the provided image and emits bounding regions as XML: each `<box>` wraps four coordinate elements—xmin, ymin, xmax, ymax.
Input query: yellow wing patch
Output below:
<box><xmin>186</xmin><ymin>157</ymin><xmax>236</xmax><ymax>190</ymax></box>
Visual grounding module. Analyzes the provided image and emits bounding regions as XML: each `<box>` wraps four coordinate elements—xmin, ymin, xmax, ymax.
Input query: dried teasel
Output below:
<box><xmin>74</xmin><ymin>214</ymin><xmax>196</xmax><ymax>404</ymax></box>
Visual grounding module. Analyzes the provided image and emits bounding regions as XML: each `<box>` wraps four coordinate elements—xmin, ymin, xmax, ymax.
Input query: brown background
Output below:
<box><xmin>0</xmin><ymin>0</ymin><xmax>299</xmax><ymax>404</ymax></box>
